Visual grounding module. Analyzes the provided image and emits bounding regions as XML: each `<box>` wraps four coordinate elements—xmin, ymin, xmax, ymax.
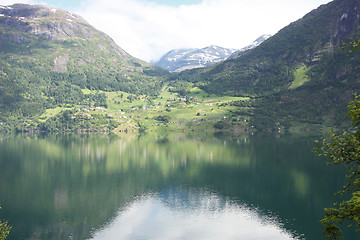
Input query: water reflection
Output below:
<box><xmin>0</xmin><ymin>133</ymin><xmax>358</xmax><ymax>240</ymax></box>
<box><xmin>91</xmin><ymin>189</ymin><xmax>300</xmax><ymax>240</ymax></box>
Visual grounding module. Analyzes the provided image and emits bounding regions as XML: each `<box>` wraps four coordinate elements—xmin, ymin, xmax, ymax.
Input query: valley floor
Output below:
<box><xmin>37</xmin><ymin>86</ymin><xmax>252</xmax><ymax>133</ymax></box>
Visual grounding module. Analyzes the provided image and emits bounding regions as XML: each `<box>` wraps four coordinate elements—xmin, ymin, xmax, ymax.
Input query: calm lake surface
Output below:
<box><xmin>0</xmin><ymin>132</ymin><xmax>359</xmax><ymax>240</ymax></box>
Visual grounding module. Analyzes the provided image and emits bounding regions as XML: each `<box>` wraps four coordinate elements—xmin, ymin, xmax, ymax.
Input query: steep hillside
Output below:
<box><xmin>0</xmin><ymin>4</ymin><xmax>166</xmax><ymax>124</ymax></box>
<box><xmin>2</xmin><ymin>1</ymin><xmax>360</xmax><ymax>133</ymax></box>
<box><xmin>170</xmin><ymin>0</ymin><xmax>360</xmax><ymax>130</ymax></box>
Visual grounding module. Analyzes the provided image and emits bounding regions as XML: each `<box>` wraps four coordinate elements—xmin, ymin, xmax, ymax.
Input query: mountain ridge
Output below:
<box><xmin>155</xmin><ymin>35</ymin><xmax>270</xmax><ymax>72</ymax></box>
<box><xmin>227</xmin><ymin>34</ymin><xmax>272</xmax><ymax>59</ymax></box>
<box><xmin>168</xmin><ymin>0</ymin><xmax>360</xmax><ymax>130</ymax></box>
<box><xmin>1</xmin><ymin>1</ymin><xmax>360</xmax><ymax>132</ymax></box>
<box><xmin>155</xmin><ymin>45</ymin><xmax>237</xmax><ymax>72</ymax></box>
<box><xmin>0</xmin><ymin>4</ymin><xmax>134</xmax><ymax>62</ymax></box>
<box><xmin>0</xmin><ymin>3</ymin><xmax>165</xmax><ymax>130</ymax></box>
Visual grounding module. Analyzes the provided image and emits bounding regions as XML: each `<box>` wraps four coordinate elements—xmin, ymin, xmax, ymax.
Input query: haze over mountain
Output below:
<box><xmin>155</xmin><ymin>35</ymin><xmax>271</xmax><ymax>72</ymax></box>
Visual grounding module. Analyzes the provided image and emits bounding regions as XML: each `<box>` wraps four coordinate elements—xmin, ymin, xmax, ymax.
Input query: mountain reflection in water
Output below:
<box><xmin>90</xmin><ymin>189</ymin><xmax>300</xmax><ymax>240</ymax></box>
<box><xmin>1</xmin><ymin>133</ymin><xmax>359</xmax><ymax>240</ymax></box>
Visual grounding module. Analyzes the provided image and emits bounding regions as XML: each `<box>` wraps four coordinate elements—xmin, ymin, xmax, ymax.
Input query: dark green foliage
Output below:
<box><xmin>189</xmin><ymin>59</ymin><xmax>294</xmax><ymax>97</ymax></box>
<box><xmin>167</xmin><ymin>80</ymin><xmax>192</xmax><ymax>95</ymax></box>
<box><xmin>0</xmin><ymin>73</ymin><xmax>24</xmax><ymax>113</ymax></box>
<box><xmin>167</xmin><ymin>0</ymin><xmax>360</xmax><ymax>130</ymax></box>
<box><xmin>0</xmin><ymin>38</ymin><xmax>163</xmax><ymax>95</ymax></box>
<box><xmin>0</xmin><ymin>5</ymin><xmax>165</xmax><ymax>131</ymax></box>
<box><xmin>155</xmin><ymin>115</ymin><xmax>170</xmax><ymax>124</ymax></box>
<box><xmin>214</xmin><ymin>121</ymin><xmax>231</xmax><ymax>130</ymax></box>
<box><xmin>86</xmin><ymin>93</ymin><xmax>107</xmax><ymax>108</ymax></box>
<box><xmin>0</xmin><ymin>206</ymin><xmax>11</xmax><ymax>240</ymax></box>
<box><xmin>250</xmin><ymin>70</ymin><xmax>355</xmax><ymax>131</ymax></box>
<box><xmin>143</xmin><ymin>66</ymin><xmax>170</xmax><ymax>77</ymax></box>
<box><xmin>315</xmin><ymin>95</ymin><xmax>360</xmax><ymax>239</ymax></box>
<box><xmin>0</xmin><ymin>221</ymin><xmax>11</xmax><ymax>240</ymax></box>
<box><xmin>38</xmin><ymin>109</ymin><xmax>118</xmax><ymax>132</ymax></box>
<box><xmin>341</xmin><ymin>39</ymin><xmax>360</xmax><ymax>53</ymax></box>
<box><xmin>3</xmin><ymin>1</ymin><xmax>360</xmax><ymax>132</ymax></box>
<box><xmin>127</xmin><ymin>95</ymin><xmax>135</xmax><ymax>103</ymax></box>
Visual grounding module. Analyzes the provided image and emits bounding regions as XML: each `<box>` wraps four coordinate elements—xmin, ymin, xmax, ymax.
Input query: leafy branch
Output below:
<box><xmin>0</xmin><ymin>206</ymin><xmax>11</xmax><ymax>240</ymax></box>
<box><xmin>314</xmin><ymin>95</ymin><xmax>360</xmax><ymax>239</ymax></box>
<box><xmin>340</xmin><ymin>40</ymin><xmax>360</xmax><ymax>54</ymax></box>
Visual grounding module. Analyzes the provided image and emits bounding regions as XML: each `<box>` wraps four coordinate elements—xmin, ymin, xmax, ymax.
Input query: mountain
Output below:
<box><xmin>227</xmin><ymin>34</ymin><xmax>272</xmax><ymax>59</ymax></box>
<box><xmin>2</xmin><ymin>1</ymin><xmax>360</xmax><ymax>133</ymax></box>
<box><xmin>155</xmin><ymin>45</ymin><xmax>237</xmax><ymax>72</ymax></box>
<box><xmin>155</xmin><ymin>35</ymin><xmax>271</xmax><ymax>72</ymax></box>
<box><xmin>0</xmin><ymin>4</ymin><xmax>166</xmax><ymax>125</ymax></box>
<box><xmin>169</xmin><ymin>0</ymin><xmax>360</xmax><ymax>130</ymax></box>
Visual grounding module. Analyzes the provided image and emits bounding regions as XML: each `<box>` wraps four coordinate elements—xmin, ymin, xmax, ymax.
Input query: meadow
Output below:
<box><xmin>36</xmin><ymin>85</ymin><xmax>252</xmax><ymax>132</ymax></box>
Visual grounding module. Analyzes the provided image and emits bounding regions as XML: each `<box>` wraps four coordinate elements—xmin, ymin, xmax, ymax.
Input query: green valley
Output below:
<box><xmin>27</xmin><ymin>85</ymin><xmax>252</xmax><ymax>133</ymax></box>
<box><xmin>1</xmin><ymin>0</ymin><xmax>360</xmax><ymax>133</ymax></box>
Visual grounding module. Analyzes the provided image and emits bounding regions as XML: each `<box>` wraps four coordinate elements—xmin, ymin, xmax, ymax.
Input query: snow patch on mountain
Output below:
<box><xmin>155</xmin><ymin>45</ymin><xmax>237</xmax><ymax>72</ymax></box>
<box><xmin>227</xmin><ymin>34</ymin><xmax>272</xmax><ymax>59</ymax></box>
<box><xmin>155</xmin><ymin>35</ymin><xmax>271</xmax><ymax>72</ymax></box>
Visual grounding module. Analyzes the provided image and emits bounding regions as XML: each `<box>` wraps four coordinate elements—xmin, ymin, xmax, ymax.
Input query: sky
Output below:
<box><xmin>0</xmin><ymin>0</ymin><xmax>333</xmax><ymax>62</ymax></box>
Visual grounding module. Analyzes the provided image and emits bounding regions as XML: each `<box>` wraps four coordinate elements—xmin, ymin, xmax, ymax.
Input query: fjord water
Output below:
<box><xmin>0</xmin><ymin>133</ymin><xmax>358</xmax><ymax>240</ymax></box>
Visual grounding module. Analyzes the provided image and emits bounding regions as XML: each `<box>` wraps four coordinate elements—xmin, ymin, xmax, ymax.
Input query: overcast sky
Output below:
<box><xmin>0</xmin><ymin>0</ymin><xmax>332</xmax><ymax>62</ymax></box>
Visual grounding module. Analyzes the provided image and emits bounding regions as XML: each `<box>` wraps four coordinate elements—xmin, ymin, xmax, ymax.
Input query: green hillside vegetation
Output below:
<box><xmin>2</xmin><ymin>1</ymin><xmax>360</xmax><ymax>133</ymax></box>
<box><xmin>290</xmin><ymin>65</ymin><xmax>310</xmax><ymax>89</ymax></box>
<box><xmin>168</xmin><ymin>0</ymin><xmax>360</xmax><ymax>131</ymax></box>
<box><xmin>23</xmin><ymin>85</ymin><xmax>251</xmax><ymax>133</ymax></box>
<box><xmin>0</xmin><ymin>4</ymin><xmax>168</xmax><ymax>132</ymax></box>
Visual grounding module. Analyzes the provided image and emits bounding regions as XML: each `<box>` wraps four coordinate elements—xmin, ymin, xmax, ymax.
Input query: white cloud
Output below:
<box><xmin>77</xmin><ymin>0</ymin><xmax>332</xmax><ymax>62</ymax></box>
<box><xmin>90</xmin><ymin>192</ymin><xmax>297</xmax><ymax>240</ymax></box>
<box><xmin>0</xmin><ymin>0</ymin><xmax>332</xmax><ymax>62</ymax></box>
<box><xmin>0</xmin><ymin>0</ymin><xmax>35</xmax><ymax>5</ymax></box>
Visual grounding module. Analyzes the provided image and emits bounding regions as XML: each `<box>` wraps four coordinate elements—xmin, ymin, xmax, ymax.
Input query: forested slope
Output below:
<box><xmin>169</xmin><ymin>0</ymin><xmax>360</xmax><ymax>130</ymax></box>
<box><xmin>2</xmin><ymin>1</ymin><xmax>360</xmax><ymax>132</ymax></box>
<box><xmin>0</xmin><ymin>4</ymin><xmax>167</xmax><ymax>126</ymax></box>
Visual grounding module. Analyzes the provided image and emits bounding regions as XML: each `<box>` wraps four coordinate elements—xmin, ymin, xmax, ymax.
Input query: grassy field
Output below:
<box><xmin>290</xmin><ymin>65</ymin><xmax>310</xmax><ymax>90</ymax></box>
<box><xmin>44</xmin><ymin>85</ymin><xmax>252</xmax><ymax>132</ymax></box>
<box><xmin>38</xmin><ymin>106</ymin><xmax>73</xmax><ymax>122</ymax></box>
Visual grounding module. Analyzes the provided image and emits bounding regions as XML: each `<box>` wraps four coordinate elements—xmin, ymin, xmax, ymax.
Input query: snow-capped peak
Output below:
<box><xmin>155</xmin><ymin>35</ymin><xmax>271</xmax><ymax>72</ymax></box>
<box><xmin>155</xmin><ymin>45</ymin><xmax>237</xmax><ymax>72</ymax></box>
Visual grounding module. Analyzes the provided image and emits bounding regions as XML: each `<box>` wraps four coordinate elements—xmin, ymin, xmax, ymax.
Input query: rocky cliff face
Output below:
<box><xmin>332</xmin><ymin>0</ymin><xmax>360</xmax><ymax>43</ymax></box>
<box><xmin>0</xmin><ymin>4</ymin><xmax>129</xmax><ymax>58</ymax></box>
<box><xmin>0</xmin><ymin>3</ymin><xmax>164</xmax><ymax>106</ymax></box>
<box><xmin>1</xmin><ymin>4</ymin><xmax>95</xmax><ymax>40</ymax></box>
